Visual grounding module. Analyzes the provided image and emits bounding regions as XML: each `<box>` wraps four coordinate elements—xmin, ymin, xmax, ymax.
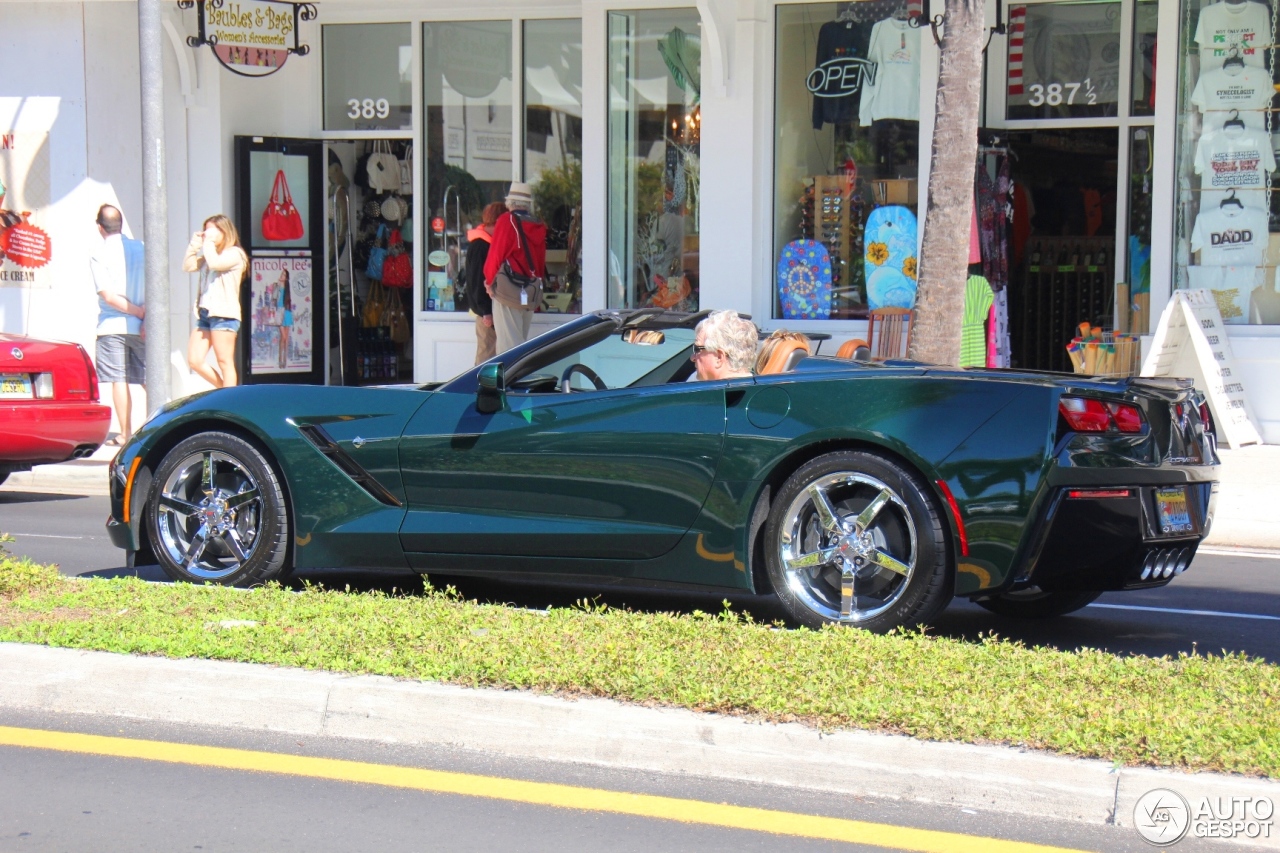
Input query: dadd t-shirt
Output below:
<box><xmin>1194</xmin><ymin>0</ymin><xmax>1271</xmax><ymax>71</ymax></box>
<box><xmin>1190</xmin><ymin>205</ymin><xmax>1270</xmax><ymax>266</ymax></box>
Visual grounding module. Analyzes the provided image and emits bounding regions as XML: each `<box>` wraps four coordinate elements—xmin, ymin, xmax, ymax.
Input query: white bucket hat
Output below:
<box><xmin>505</xmin><ymin>181</ymin><xmax>533</xmax><ymax>210</ymax></box>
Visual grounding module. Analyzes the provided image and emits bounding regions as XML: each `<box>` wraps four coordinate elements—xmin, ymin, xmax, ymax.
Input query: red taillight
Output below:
<box><xmin>1059</xmin><ymin>397</ymin><xmax>1111</xmax><ymax>432</ymax></box>
<box><xmin>1059</xmin><ymin>396</ymin><xmax>1144</xmax><ymax>434</ymax></box>
<box><xmin>1107</xmin><ymin>402</ymin><xmax>1143</xmax><ymax>433</ymax></box>
<box><xmin>1198</xmin><ymin>401</ymin><xmax>1215</xmax><ymax>436</ymax></box>
<box><xmin>1067</xmin><ymin>489</ymin><xmax>1132</xmax><ymax>499</ymax></box>
<box><xmin>77</xmin><ymin>344</ymin><xmax>100</xmax><ymax>402</ymax></box>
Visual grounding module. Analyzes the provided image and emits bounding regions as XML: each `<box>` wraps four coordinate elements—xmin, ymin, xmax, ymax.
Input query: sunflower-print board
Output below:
<box><xmin>777</xmin><ymin>239</ymin><xmax>833</xmax><ymax>320</ymax></box>
<box><xmin>863</xmin><ymin>205</ymin><xmax>918</xmax><ymax>310</ymax></box>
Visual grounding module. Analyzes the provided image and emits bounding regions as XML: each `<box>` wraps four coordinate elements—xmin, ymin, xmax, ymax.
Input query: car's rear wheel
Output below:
<box><xmin>146</xmin><ymin>431</ymin><xmax>289</xmax><ymax>586</ymax></box>
<box><xmin>764</xmin><ymin>451</ymin><xmax>952</xmax><ymax>632</ymax></box>
<box><xmin>973</xmin><ymin>588</ymin><xmax>1101</xmax><ymax>618</ymax></box>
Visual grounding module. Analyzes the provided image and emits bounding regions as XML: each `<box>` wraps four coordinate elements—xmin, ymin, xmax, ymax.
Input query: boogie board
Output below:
<box><xmin>777</xmin><ymin>240</ymin><xmax>833</xmax><ymax>320</ymax></box>
<box><xmin>863</xmin><ymin>205</ymin><xmax>918</xmax><ymax>310</ymax></box>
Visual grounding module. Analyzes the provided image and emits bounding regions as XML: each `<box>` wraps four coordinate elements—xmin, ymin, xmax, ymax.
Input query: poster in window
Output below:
<box><xmin>250</xmin><ymin>254</ymin><xmax>313</xmax><ymax>374</ymax></box>
<box><xmin>1007</xmin><ymin>3</ymin><xmax>1122</xmax><ymax>119</ymax></box>
<box><xmin>0</xmin><ymin>132</ymin><xmax>53</xmax><ymax>288</ymax></box>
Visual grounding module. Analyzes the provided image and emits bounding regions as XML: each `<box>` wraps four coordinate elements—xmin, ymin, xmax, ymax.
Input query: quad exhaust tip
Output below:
<box><xmin>1139</xmin><ymin>546</ymin><xmax>1194</xmax><ymax>581</ymax></box>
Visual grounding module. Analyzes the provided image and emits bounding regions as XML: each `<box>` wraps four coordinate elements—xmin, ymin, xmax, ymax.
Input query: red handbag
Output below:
<box><xmin>261</xmin><ymin>169</ymin><xmax>304</xmax><ymax>241</ymax></box>
<box><xmin>381</xmin><ymin>228</ymin><xmax>412</xmax><ymax>288</ymax></box>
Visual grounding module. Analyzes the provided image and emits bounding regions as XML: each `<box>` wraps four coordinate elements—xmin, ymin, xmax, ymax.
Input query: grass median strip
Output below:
<box><xmin>0</xmin><ymin>726</ymin><xmax>1087</xmax><ymax>853</ymax></box>
<box><xmin>1</xmin><ymin>544</ymin><xmax>1277</xmax><ymax>778</ymax></box>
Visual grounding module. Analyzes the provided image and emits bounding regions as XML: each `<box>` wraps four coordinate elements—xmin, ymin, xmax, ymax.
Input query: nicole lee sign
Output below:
<box><xmin>178</xmin><ymin>0</ymin><xmax>315</xmax><ymax>77</ymax></box>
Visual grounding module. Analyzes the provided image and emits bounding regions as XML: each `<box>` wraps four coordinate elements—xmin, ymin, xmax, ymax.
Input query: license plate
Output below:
<box><xmin>0</xmin><ymin>373</ymin><xmax>31</xmax><ymax>399</ymax></box>
<box><xmin>1155</xmin><ymin>487</ymin><xmax>1194</xmax><ymax>535</ymax></box>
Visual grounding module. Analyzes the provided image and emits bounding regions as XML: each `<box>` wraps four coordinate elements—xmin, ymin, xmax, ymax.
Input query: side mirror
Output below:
<box><xmin>477</xmin><ymin>362</ymin><xmax>506</xmax><ymax>414</ymax></box>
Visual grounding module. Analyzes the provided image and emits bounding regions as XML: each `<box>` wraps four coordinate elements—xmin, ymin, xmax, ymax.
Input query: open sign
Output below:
<box><xmin>807</xmin><ymin>57</ymin><xmax>876</xmax><ymax>98</ymax></box>
<box><xmin>431</xmin><ymin>217</ymin><xmax>445</xmax><ymax>234</ymax></box>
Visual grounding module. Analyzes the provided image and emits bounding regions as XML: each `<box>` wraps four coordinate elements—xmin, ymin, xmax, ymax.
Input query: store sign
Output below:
<box><xmin>806</xmin><ymin>57</ymin><xmax>876</xmax><ymax>98</ymax></box>
<box><xmin>1141</xmin><ymin>289</ymin><xmax>1262</xmax><ymax>447</ymax></box>
<box><xmin>178</xmin><ymin>0</ymin><xmax>316</xmax><ymax>78</ymax></box>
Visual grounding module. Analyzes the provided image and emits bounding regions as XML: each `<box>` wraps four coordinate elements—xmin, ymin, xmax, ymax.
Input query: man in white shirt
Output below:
<box><xmin>89</xmin><ymin>204</ymin><xmax>146</xmax><ymax>444</ymax></box>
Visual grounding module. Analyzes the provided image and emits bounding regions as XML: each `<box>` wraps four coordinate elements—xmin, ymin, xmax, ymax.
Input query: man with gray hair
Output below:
<box><xmin>90</xmin><ymin>204</ymin><xmax>146</xmax><ymax>444</ymax></box>
<box><xmin>692</xmin><ymin>310</ymin><xmax>757</xmax><ymax>381</ymax></box>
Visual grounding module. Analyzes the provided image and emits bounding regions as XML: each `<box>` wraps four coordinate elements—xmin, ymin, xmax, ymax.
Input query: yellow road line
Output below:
<box><xmin>0</xmin><ymin>725</ymin><xmax>1092</xmax><ymax>853</ymax></box>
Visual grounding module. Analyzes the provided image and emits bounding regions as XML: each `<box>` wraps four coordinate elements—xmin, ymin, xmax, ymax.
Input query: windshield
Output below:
<box><xmin>517</xmin><ymin>326</ymin><xmax>697</xmax><ymax>391</ymax></box>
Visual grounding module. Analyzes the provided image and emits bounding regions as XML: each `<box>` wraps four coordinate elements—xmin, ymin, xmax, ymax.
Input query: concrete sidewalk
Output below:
<box><xmin>0</xmin><ymin>642</ymin><xmax>1275</xmax><ymax>849</ymax></box>
<box><xmin>6</xmin><ymin>442</ymin><xmax>1278</xmax><ymax>551</ymax></box>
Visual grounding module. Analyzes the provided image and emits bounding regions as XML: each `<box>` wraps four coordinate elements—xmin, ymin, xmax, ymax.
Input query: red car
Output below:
<box><xmin>0</xmin><ymin>333</ymin><xmax>112</xmax><ymax>485</ymax></box>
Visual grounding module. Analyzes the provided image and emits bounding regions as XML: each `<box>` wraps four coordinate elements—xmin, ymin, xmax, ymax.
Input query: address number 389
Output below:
<box><xmin>347</xmin><ymin>98</ymin><xmax>391</xmax><ymax>120</ymax></box>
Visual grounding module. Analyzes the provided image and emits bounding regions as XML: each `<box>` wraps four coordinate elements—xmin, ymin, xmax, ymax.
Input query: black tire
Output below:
<box><xmin>763</xmin><ymin>450</ymin><xmax>952</xmax><ymax>632</ymax></box>
<box><xmin>973</xmin><ymin>589</ymin><xmax>1102</xmax><ymax>619</ymax></box>
<box><xmin>146</xmin><ymin>431</ymin><xmax>289</xmax><ymax>586</ymax></box>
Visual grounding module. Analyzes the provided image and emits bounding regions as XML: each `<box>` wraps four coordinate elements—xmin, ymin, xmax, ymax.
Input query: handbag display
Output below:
<box><xmin>381</xmin><ymin>228</ymin><xmax>412</xmax><ymax>288</ymax></box>
<box><xmin>361</xmin><ymin>281</ymin><xmax>388</xmax><ymax>328</ymax></box>
<box><xmin>367</xmin><ymin>141</ymin><xmax>400</xmax><ymax>193</ymax></box>
<box><xmin>261</xmin><ymin>169</ymin><xmax>305</xmax><ymax>241</ymax></box>
<box><xmin>365</xmin><ymin>224</ymin><xmax>388</xmax><ymax>280</ymax></box>
<box><xmin>491</xmin><ymin>214</ymin><xmax>544</xmax><ymax>311</ymax></box>
<box><xmin>398</xmin><ymin>144</ymin><xmax>414</xmax><ymax>195</ymax></box>
<box><xmin>380</xmin><ymin>194</ymin><xmax>406</xmax><ymax>224</ymax></box>
<box><xmin>386</xmin><ymin>293</ymin><xmax>410</xmax><ymax>343</ymax></box>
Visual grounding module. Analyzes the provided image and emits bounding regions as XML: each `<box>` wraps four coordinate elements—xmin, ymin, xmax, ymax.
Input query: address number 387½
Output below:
<box><xmin>347</xmin><ymin>98</ymin><xmax>391</xmax><ymax>120</ymax></box>
<box><xmin>1027</xmin><ymin>79</ymin><xmax>1098</xmax><ymax>107</ymax></box>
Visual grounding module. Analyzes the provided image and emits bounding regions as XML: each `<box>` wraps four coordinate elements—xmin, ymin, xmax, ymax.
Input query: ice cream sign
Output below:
<box><xmin>178</xmin><ymin>0</ymin><xmax>315</xmax><ymax>78</ymax></box>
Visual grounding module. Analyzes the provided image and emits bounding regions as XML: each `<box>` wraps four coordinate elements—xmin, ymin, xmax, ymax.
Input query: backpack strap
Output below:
<box><xmin>510</xmin><ymin>212</ymin><xmax>538</xmax><ymax>278</ymax></box>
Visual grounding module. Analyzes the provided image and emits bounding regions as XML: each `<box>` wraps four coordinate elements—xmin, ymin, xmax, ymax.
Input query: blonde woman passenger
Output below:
<box><xmin>184</xmin><ymin>214</ymin><xmax>248</xmax><ymax>388</ymax></box>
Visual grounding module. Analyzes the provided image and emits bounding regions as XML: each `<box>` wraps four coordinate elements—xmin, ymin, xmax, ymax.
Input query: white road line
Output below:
<box><xmin>1197</xmin><ymin>546</ymin><xmax>1280</xmax><ymax>560</ymax></box>
<box><xmin>8</xmin><ymin>533</ymin><xmax>91</xmax><ymax>540</ymax></box>
<box><xmin>1089</xmin><ymin>602</ymin><xmax>1280</xmax><ymax>622</ymax></box>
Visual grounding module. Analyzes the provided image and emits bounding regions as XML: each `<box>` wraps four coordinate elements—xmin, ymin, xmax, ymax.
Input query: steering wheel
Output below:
<box><xmin>560</xmin><ymin>363</ymin><xmax>607</xmax><ymax>393</ymax></box>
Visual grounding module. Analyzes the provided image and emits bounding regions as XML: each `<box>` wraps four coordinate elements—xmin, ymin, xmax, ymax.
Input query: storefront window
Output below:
<box><xmin>1132</xmin><ymin>0</ymin><xmax>1158</xmax><ymax>118</ymax></box>
<box><xmin>525</xmin><ymin>19</ymin><xmax>584</xmax><ymax>314</ymax></box>
<box><xmin>323</xmin><ymin>24</ymin><xmax>412</xmax><ymax>131</ymax></box>
<box><xmin>423</xmin><ymin>21</ymin><xmax>514</xmax><ymax>312</ymax></box>
<box><xmin>773</xmin><ymin>2</ymin><xmax>920</xmax><ymax>320</ymax></box>
<box><xmin>1123</xmin><ymin>126</ymin><xmax>1154</xmax><ymax>333</ymax></box>
<box><xmin>1006</xmin><ymin>2</ymin><xmax>1122</xmax><ymax>120</ymax></box>
<box><xmin>1174</xmin><ymin>0</ymin><xmax>1279</xmax><ymax>324</ymax></box>
<box><xmin>607</xmin><ymin>8</ymin><xmax>702</xmax><ymax>311</ymax></box>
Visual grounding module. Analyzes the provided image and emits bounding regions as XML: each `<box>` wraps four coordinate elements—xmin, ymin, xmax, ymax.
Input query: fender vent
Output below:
<box><xmin>297</xmin><ymin>424</ymin><xmax>402</xmax><ymax>507</ymax></box>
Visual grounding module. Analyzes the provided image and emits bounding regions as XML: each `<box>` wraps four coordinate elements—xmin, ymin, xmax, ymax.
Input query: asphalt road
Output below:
<box><xmin>2</xmin><ymin>489</ymin><xmax>1277</xmax><ymax>663</ymax></box>
<box><xmin>0</xmin><ymin>707</ymin><xmax>1242</xmax><ymax>853</ymax></box>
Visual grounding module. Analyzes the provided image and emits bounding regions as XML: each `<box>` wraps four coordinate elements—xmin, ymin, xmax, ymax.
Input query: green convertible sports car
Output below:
<box><xmin>106</xmin><ymin>309</ymin><xmax>1219</xmax><ymax>633</ymax></box>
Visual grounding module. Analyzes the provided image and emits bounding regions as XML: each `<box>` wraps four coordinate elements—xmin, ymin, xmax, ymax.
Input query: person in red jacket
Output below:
<box><xmin>484</xmin><ymin>182</ymin><xmax>547</xmax><ymax>355</ymax></box>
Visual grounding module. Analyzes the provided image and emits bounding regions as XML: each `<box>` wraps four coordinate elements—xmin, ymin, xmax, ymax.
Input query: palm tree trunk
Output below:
<box><xmin>909</xmin><ymin>0</ymin><xmax>987</xmax><ymax>366</ymax></box>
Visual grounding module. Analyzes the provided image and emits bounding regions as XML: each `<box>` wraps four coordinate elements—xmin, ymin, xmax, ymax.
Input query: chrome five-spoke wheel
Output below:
<box><xmin>147</xmin><ymin>431</ymin><xmax>290</xmax><ymax>586</ymax></box>
<box><xmin>764</xmin><ymin>451</ymin><xmax>952</xmax><ymax>631</ymax></box>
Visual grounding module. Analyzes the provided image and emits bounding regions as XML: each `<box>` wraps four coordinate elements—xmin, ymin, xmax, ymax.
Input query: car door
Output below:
<box><xmin>398</xmin><ymin>339</ymin><xmax>731</xmax><ymax>562</ymax></box>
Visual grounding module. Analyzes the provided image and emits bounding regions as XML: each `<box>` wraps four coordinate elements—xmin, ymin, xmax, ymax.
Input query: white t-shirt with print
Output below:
<box><xmin>858</xmin><ymin>18</ymin><xmax>920</xmax><ymax>124</ymax></box>
<box><xmin>1195</xmin><ymin>125</ymin><xmax>1276</xmax><ymax>196</ymax></box>
<box><xmin>1195</xmin><ymin>0</ymin><xmax>1271</xmax><ymax>71</ymax></box>
<box><xmin>1190</xmin><ymin>205</ymin><xmax>1270</xmax><ymax>266</ymax></box>
<box><xmin>1190</xmin><ymin>65</ymin><xmax>1274</xmax><ymax>135</ymax></box>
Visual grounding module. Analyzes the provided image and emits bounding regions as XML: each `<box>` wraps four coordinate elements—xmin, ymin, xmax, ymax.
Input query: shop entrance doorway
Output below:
<box><xmin>1000</xmin><ymin>128</ymin><xmax>1119</xmax><ymax>371</ymax></box>
<box><xmin>325</xmin><ymin>140</ymin><xmax>416</xmax><ymax>386</ymax></box>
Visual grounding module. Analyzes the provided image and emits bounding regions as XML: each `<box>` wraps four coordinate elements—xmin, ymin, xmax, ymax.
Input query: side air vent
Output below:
<box><xmin>297</xmin><ymin>423</ymin><xmax>403</xmax><ymax>507</ymax></box>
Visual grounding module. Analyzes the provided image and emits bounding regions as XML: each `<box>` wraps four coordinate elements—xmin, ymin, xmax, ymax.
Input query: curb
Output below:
<box><xmin>0</xmin><ymin>643</ymin><xmax>1276</xmax><ymax>848</ymax></box>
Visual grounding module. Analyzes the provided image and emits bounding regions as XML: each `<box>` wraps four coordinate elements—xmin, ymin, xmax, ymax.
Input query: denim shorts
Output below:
<box><xmin>197</xmin><ymin>308</ymin><xmax>240</xmax><ymax>334</ymax></box>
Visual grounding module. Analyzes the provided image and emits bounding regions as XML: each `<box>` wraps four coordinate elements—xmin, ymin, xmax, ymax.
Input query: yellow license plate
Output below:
<box><xmin>0</xmin><ymin>373</ymin><xmax>32</xmax><ymax>398</ymax></box>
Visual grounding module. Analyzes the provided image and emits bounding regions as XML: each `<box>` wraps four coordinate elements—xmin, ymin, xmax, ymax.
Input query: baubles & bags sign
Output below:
<box><xmin>178</xmin><ymin>0</ymin><xmax>315</xmax><ymax>78</ymax></box>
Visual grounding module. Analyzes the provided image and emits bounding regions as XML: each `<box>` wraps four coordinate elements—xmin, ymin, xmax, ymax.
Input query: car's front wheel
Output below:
<box><xmin>764</xmin><ymin>451</ymin><xmax>952</xmax><ymax>632</ymax></box>
<box><xmin>146</xmin><ymin>431</ymin><xmax>290</xmax><ymax>586</ymax></box>
<box><xmin>973</xmin><ymin>589</ymin><xmax>1101</xmax><ymax>619</ymax></box>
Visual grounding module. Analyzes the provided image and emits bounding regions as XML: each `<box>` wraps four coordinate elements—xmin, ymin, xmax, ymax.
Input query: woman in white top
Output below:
<box><xmin>184</xmin><ymin>214</ymin><xmax>248</xmax><ymax>388</ymax></box>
